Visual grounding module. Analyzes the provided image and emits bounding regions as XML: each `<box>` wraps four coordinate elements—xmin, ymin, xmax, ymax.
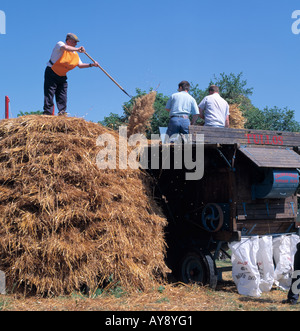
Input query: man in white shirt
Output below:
<box><xmin>198</xmin><ymin>85</ymin><xmax>230</xmax><ymax>128</ymax></box>
<box><xmin>43</xmin><ymin>33</ymin><xmax>99</xmax><ymax>116</ymax></box>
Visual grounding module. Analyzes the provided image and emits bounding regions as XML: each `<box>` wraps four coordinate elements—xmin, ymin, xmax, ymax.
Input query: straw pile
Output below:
<box><xmin>229</xmin><ymin>104</ymin><xmax>246</xmax><ymax>129</ymax></box>
<box><xmin>127</xmin><ymin>92</ymin><xmax>157</xmax><ymax>137</ymax></box>
<box><xmin>0</xmin><ymin>115</ymin><xmax>169</xmax><ymax>296</ymax></box>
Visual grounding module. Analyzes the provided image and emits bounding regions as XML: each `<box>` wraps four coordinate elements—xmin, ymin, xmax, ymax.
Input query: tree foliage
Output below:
<box><xmin>100</xmin><ymin>112</ymin><xmax>126</xmax><ymax>131</ymax></box>
<box><xmin>189</xmin><ymin>72</ymin><xmax>300</xmax><ymax>132</ymax></box>
<box><xmin>93</xmin><ymin>72</ymin><xmax>300</xmax><ymax>134</ymax></box>
<box><xmin>245</xmin><ymin>106</ymin><xmax>300</xmax><ymax>132</ymax></box>
<box><xmin>211</xmin><ymin>72</ymin><xmax>253</xmax><ymax>104</ymax></box>
<box><xmin>17</xmin><ymin>110</ymin><xmax>43</xmax><ymax>117</ymax></box>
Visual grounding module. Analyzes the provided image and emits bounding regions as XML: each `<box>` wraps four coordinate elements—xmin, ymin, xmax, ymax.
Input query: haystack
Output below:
<box><xmin>127</xmin><ymin>92</ymin><xmax>157</xmax><ymax>137</ymax></box>
<box><xmin>0</xmin><ymin>115</ymin><xmax>169</xmax><ymax>296</ymax></box>
<box><xmin>229</xmin><ymin>104</ymin><xmax>246</xmax><ymax>129</ymax></box>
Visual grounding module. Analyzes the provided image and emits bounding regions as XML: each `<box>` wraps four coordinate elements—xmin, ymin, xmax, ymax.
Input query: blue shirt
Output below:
<box><xmin>166</xmin><ymin>91</ymin><xmax>199</xmax><ymax>117</ymax></box>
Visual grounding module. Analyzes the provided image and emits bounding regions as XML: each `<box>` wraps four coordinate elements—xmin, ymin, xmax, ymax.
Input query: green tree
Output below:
<box><xmin>211</xmin><ymin>72</ymin><xmax>253</xmax><ymax>105</ymax></box>
<box><xmin>245</xmin><ymin>106</ymin><xmax>300</xmax><ymax>132</ymax></box>
<box><xmin>190</xmin><ymin>72</ymin><xmax>253</xmax><ymax>107</ymax></box>
<box><xmin>190</xmin><ymin>72</ymin><xmax>300</xmax><ymax>132</ymax></box>
<box><xmin>100</xmin><ymin>112</ymin><xmax>126</xmax><ymax>130</ymax></box>
<box><xmin>17</xmin><ymin>110</ymin><xmax>43</xmax><ymax>117</ymax></box>
<box><xmin>101</xmin><ymin>73</ymin><xmax>300</xmax><ymax>134</ymax></box>
<box><xmin>149</xmin><ymin>91</ymin><xmax>170</xmax><ymax>135</ymax></box>
<box><xmin>190</xmin><ymin>72</ymin><xmax>256</xmax><ymax>127</ymax></box>
<box><xmin>189</xmin><ymin>83</ymin><xmax>207</xmax><ymax>105</ymax></box>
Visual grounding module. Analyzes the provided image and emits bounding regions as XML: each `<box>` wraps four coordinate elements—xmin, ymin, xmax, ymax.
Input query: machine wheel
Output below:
<box><xmin>178</xmin><ymin>250</ymin><xmax>218</xmax><ymax>289</ymax></box>
<box><xmin>201</xmin><ymin>203</ymin><xmax>224</xmax><ymax>233</ymax></box>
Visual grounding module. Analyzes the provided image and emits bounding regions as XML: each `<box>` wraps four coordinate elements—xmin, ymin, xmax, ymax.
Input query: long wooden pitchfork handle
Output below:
<box><xmin>84</xmin><ymin>51</ymin><xmax>132</xmax><ymax>98</ymax></box>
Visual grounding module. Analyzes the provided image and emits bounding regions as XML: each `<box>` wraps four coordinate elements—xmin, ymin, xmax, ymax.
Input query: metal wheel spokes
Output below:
<box><xmin>201</xmin><ymin>203</ymin><xmax>224</xmax><ymax>232</ymax></box>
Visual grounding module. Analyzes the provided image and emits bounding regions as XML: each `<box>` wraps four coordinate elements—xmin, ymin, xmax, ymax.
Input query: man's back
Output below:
<box><xmin>166</xmin><ymin>81</ymin><xmax>200</xmax><ymax>138</ymax></box>
<box><xmin>167</xmin><ymin>91</ymin><xmax>199</xmax><ymax>116</ymax></box>
<box><xmin>199</xmin><ymin>93</ymin><xmax>229</xmax><ymax>127</ymax></box>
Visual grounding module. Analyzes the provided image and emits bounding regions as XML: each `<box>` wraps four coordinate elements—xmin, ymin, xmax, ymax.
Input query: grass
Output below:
<box><xmin>0</xmin><ymin>297</ymin><xmax>10</xmax><ymax>311</ymax></box>
<box><xmin>1</xmin><ymin>276</ymin><xmax>299</xmax><ymax>311</ymax></box>
<box><xmin>0</xmin><ymin>257</ymin><xmax>299</xmax><ymax>311</ymax></box>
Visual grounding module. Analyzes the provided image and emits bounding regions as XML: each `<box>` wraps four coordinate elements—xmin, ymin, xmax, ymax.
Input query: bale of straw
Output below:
<box><xmin>127</xmin><ymin>92</ymin><xmax>157</xmax><ymax>137</ymax></box>
<box><xmin>229</xmin><ymin>104</ymin><xmax>246</xmax><ymax>129</ymax></box>
<box><xmin>0</xmin><ymin>115</ymin><xmax>169</xmax><ymax>296</ymax></box>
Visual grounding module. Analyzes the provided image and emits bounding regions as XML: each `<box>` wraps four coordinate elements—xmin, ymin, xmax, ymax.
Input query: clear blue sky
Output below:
<box><xmin>1</xmin><ymin>0</ymin><xmax>300</xmax><ymax>123</ymax></box>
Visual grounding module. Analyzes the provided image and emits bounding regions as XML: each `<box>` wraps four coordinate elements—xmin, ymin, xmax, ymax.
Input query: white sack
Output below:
<box><xmin>290</xmin><ymin>234</ymin><xmax>300</xmax><ymax>257</ymax></box>
<box><xmin>230</xmin><ymin>234</ymin><xmax>300</xmax><ymax>296</ymax></box>
<box><xmin>229</xmin><ymin>237</ymin><xmax>262</xmax><ymax>297</ymax></box>
<box><xmin>257</xmin><ymin>236</ymin><xmax>274</xmax><ymax>292</ymax></box>
<box><xmin>273</xmin><ymin>235</ymin><xmax>293</xmax><ymax>290</ymax></box>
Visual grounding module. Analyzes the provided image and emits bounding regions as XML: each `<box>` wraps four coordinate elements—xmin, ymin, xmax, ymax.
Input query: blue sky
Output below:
<box><xmin>1</xmin><ymin>0</ymin><xmax>300</xmax><ymax>123</ymax></box>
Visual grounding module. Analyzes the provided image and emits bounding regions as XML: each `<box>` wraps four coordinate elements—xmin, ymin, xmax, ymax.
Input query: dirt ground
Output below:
<box><xmin>0</xmin><ymin>272</ymin><xmax>299</xmax><ymax>311</ymax></box>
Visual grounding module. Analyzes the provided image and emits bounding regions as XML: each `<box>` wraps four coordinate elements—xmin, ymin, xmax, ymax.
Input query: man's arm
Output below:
<box><xmin>166</xmin><ymin>96</ymin><xmax>172</xmax><ymax>113</ymax></box>
<box><xmin>78</xmin><ymin>62</ymin><xmax>99</xmax><ymax>69</ymax></box>
<box><xmin>225</xmin><ymin>103</ymin><xmax>230</xmax><ymax>128</ymax></box>
<box><xmin>191</xmin><ymin>114</ymin><xmax>200</xmax><ymax>125</ymax></box>
<box><xmin>60</xmin><ymin>44</ymin><xmax>99</xmax><ymax>68</ymax></box>
<box><xmin>225</xmin><ymin>115</ymin><xmax>230</xmax><ymax>128</ymax></box>
<box><xmin>61</xmin><ymin>44</ymin><xmax>86</xmax><ymax>53</ymax></box>
<box><xmin>199</xmin><ymin>107</ymin><xmax>205</xmax><ymax>120</ymax></box>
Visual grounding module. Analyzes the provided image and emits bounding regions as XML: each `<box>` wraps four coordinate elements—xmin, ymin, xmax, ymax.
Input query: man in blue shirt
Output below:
<box><xmin>166</xmin><ymin>81</ymin><xmax>199</xmax><ymax>139</ymax></box>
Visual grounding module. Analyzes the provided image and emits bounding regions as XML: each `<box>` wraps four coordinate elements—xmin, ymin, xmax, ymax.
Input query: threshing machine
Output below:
<box><xmin>148</xmin><ymin>126</ymin><xmax>300</xmax><ymax>288</ymax></box>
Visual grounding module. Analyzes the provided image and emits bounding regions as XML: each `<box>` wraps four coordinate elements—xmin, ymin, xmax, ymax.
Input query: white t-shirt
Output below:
<box><xmin>47</xmin><ymin>41</ymin><xmax>83</xmax><ymax>67</ymax></box>
<box><xmin>198</xmin><ymin>93</ymin><xmax>230</xmax><ymax>127</ymax></box>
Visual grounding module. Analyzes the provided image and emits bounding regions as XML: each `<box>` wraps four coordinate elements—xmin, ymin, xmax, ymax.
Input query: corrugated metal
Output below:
<box><xmin>238</xmin><ymin>146</ymin><xmax>300</xmax><ymax>168</ymax></box>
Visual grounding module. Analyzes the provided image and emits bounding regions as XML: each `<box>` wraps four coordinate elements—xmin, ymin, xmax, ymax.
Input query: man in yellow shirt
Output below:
<box><xmin>43</xmin><ymin>33</ymin><xmax>99</xmax><ymax>116</ymax></box>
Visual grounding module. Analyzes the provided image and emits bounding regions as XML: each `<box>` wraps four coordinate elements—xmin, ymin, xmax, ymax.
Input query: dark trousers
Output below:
<box><xmin>44</xmin><ymin>66</ymin><xmax>68</xmax><ymax>115</ymax></box>
<box><xmin>288</xmin><ymin>243</ymin><xmax>300</xmax><ymax>302</ymax></box>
